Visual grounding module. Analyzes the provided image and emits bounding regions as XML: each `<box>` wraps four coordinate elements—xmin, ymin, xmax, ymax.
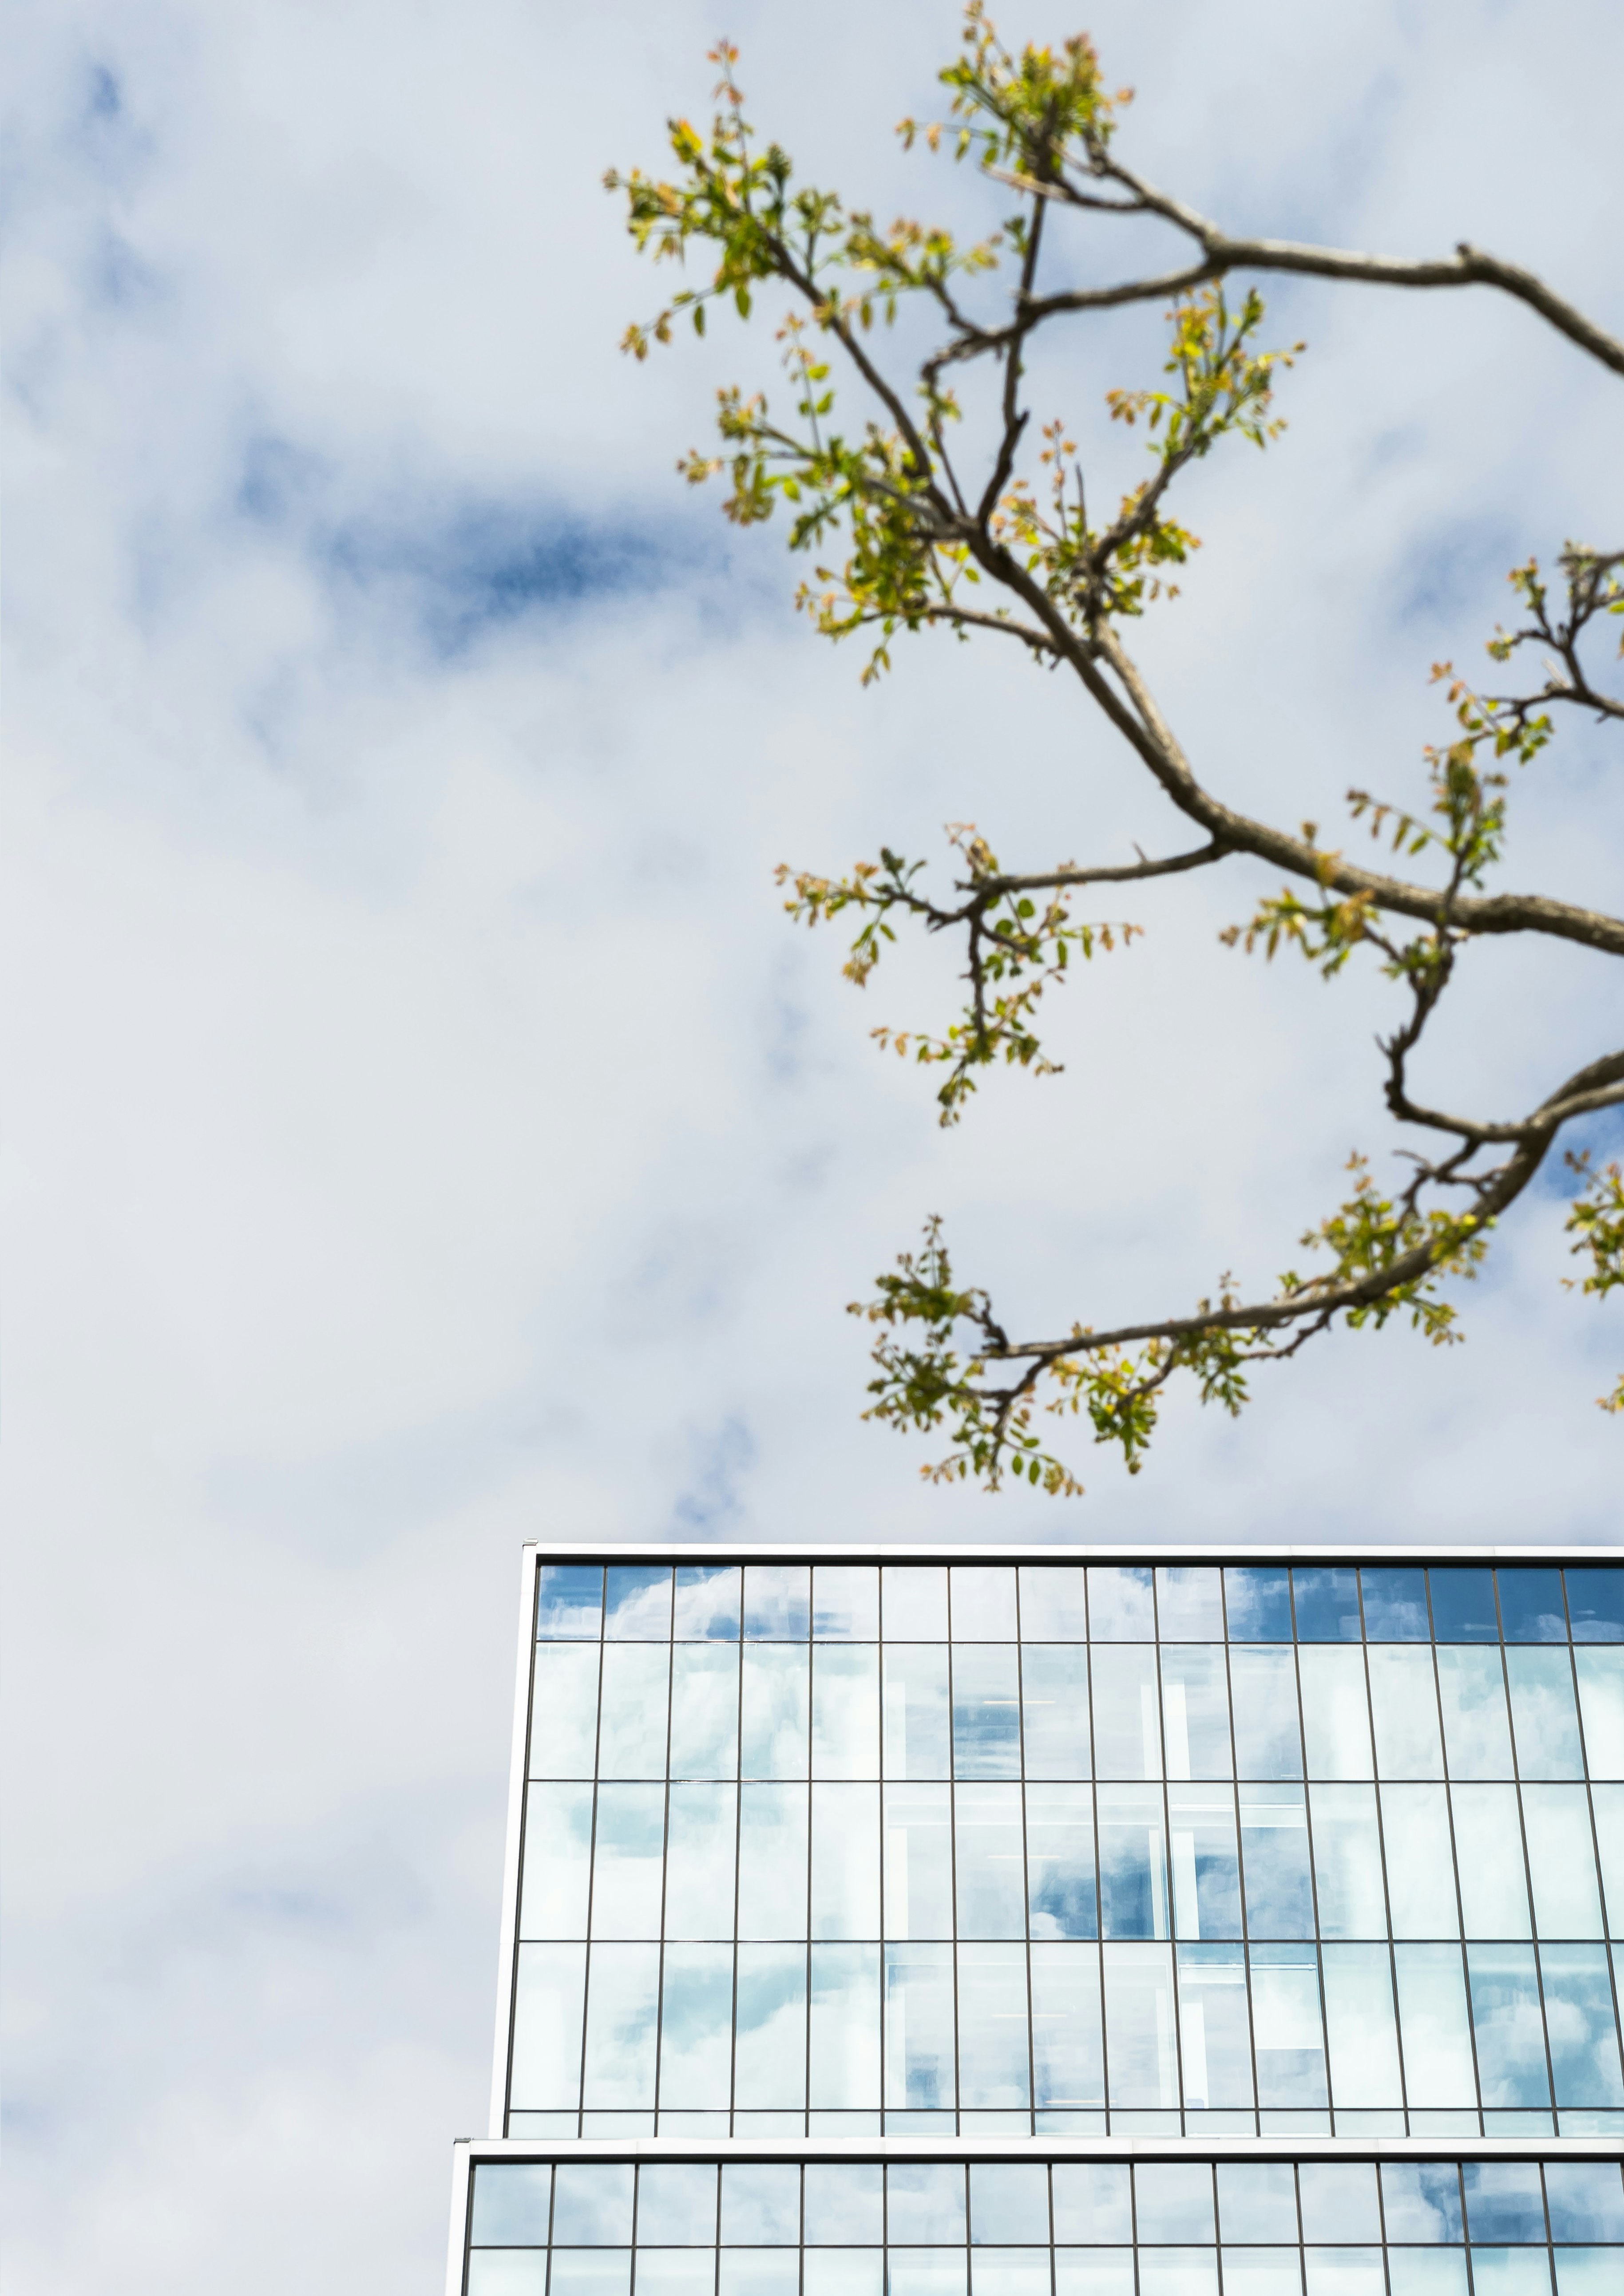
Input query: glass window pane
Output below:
<box><xmin>884</xmin><ymin>1646</ymin><xmax>951</xmax><ymax>1781</ymax></box>
<box><xmin>554</xmin><ymin>2163</ymin><xmax>636</xmax><ymax>2244</ymax></box>
<box><xmin>472</xmin><ymin>2162</ymin><xmax>553</xmax><ymax>2245</ymax></box>
<box><xmin>1540</xmin><ymin>1941</ymin><xmax>1624</xmax><ymax>2104</ymax></box>
<box><xmin>531</xmin><ymin>1645</ymin><xmax>602</xmax><ymax>1778</ymax></box>
<box><xmin>814</xmin><ymin>1645</ymin><xmax>881</xmax><ymax>1778</ymax></box>
<box><xmin>1368</xmin><ymin>1647</ymin><xmax>1445</xmax><ymax>1779</ymax></box>
<box><xmin>1229</xmin><ymin>1648</ymin><xmax>1303</xmax><ymax>1779</ymax></box>
<box><xmin>1300</xmin><ymin>1649</ymin><xmax>1373</xmax><ymax>1778</ymax></box>
<box><xmin>733</xmin><ymin>1943</ymin><xmax>806</xmax><ymax>2109</ymax></box>
<box><xmin>973</xmin><ymin>2251</ymin><xmax>1057</xmax><ymax>2296</ymax></box>
<box><xmin>510</xmin><ymin>1941</ymin><xmax>586</xmax><ymax>2108</ymax></box>
<box><xmin>1544</xmin><ymin>2161</ymin><xmax>1624</xmax><ymax>2239</ymax></box>
<box><xmin>669</xmin><ymin>1645</ymin><xmax>740</xmax><ymax>1779</ymax></box>
<box><xmin>888</xmin><ymin>2164</ymin><xmax>968</xmax><ymax>2243</ymax></box>
<box><xmin>1452</xmin><ymin>1783</ymin><xmax>1532</xmax><ymax>1937</ymax></box>
<box><xmin>1360</xmin><ymin>1567</ymin><xmax>1430</xmax><ymax>1641</ymax></box>
<box><xmin>744</xmin><ymin>1565</ymin><xmax>809</xmax><ymax>1640</ymax></box>
<box><xmin>957</xmin><ymin>1941</ymin><xmax>1031</xmax><ymax>2107</ymax></box>
<box><xmin>1466</xmin><ymin>2258</ymin><xmax>1551</xmax><ymax>2296</ymax></box>
<box><xmin>1437</xmin><ymin>1647</ymin><xmax>1514</xmax><ymax>1778</ymax></box>
<box><xmin>590</xmin><ymin>1785</ymin><xmax>665</xmax><ymax>1938</ymax></box>
<box><xmin>1593</xmin><ymin>1784</ymin><xmax>1624</xmax><ymax>1932</ymax></box>
<box><xmin>1309</xmin><ymin>1784</ymin><xmax>1385</xmax><ymax>1936</ymax></box>
<box><xmin>1463</xmin><ymin>2162</ymin><xmax>1547</xmax><ymax>2241</ymax></box>
<box><xmin>951</xmin><ymin>1567</ymin><xmax>1018</xmax><ymax>1641</ymax></box>
<box><xmin>1225</xmin><ymin>1568</ymin><xmax>1291</xmax><ymax>1641</ymax></box>
<box><xmin>637</xmin><ymin>2163</ymin><xmax>718</xmax><ymax>2245</ymax></box>
<box><xmin>1030</xmin><ymin>1940</ymin><xmax>1105</xmax><ymax>2109</ymax></box>
<box><xmin>1139</xmin><ymin>2253</ymin><xmax>1218</xmax><ymax>2296</ymax></box>
<box><xmin>1523</xmin><ymin>1785</ymin><xmax>1603</xmax><ymax>1936</ymax></box>
<box><xmin>1575</xmin><ymin>1650</ymin><xmax>1624</xmax><ymax>1776</ymax></box>
<box><xmin>1088</xmin><ymin>1566</ymin><xmax>1155</xmax><ymax>1640</ymax></box>
<box><xmin>1467</xmin><ymin>1941</ymin><xmax>1552</xmax><ymax>2107</ymax></box>
<box><xmin>884</xmin><ymin>1785</ymin><xmax>954</xmax><ymax>1939</ymax></box>
<box><xmin>1098</xmin><ymin>1784</ymin><xmax>1169</xmax><ymax>1940</ymax></box>
<box><xmin>806</xmin><ymin>2255</ymin><xmax>882</xmax><ymax>2296</ymax></box>
<box><xmin>883</xmin><ymin>1566</ymin><xmax>949</xmax><ymax>1640</ymax></box>
<box><xmin>582</xmin><ymin>1942</ymin><xmax>659</xmax><ymax>2106</ymax></box>
<box><xmin>1020</xmin><ymin>1644</ymin><xmax>1091</xmax><ymax>1779</ymax></box>
<box><xmin>1221</xmin><ymin>2251</ymin><xmax>1304</xmax><ymax>2296</ymax></box>
<box><xmin>1381</xmin><ymin>1784</ymin><xmax>1461</xmax><ymax>1937</ymax></box>
<box><xmin>604</xmin><ymin>1565</ymin><xmax>670</xmax><ymax>1639</ymax></box>
<box><xmin>1381</xmin><ymin>2163</ymin><xmax>1464</xmax><ymax>2241</ymax></box>
<box><xmin>468</xmin><ymin>2256</ymin><xmax>548</xmax><ymax>2296</ymax></box>
<box><xmin>1303</xmin><ymin>2249</ymin><xmax>1384</xmax><ymax>2296</ymax></box>
<box><xmin>812</xmin><ymin>1783</ymin><xmax>879</xmax><ymax>1939</ymax></box>
<box><xmin>1292</xmin><ymin>1568</ymin><xmax>1361</xmax><ymax>1643</ymax></box>
<box><xmin>1102</xmin><ymin>1940</ymin><xmax>1179</xmax><ymax>2107</ymax></box>
<box><xmin>664</xmin><ymin>1782</ymin><xmax>737</xmax><ymax>1940</ymax></box>
<box><xmin>737</xmin><ymin>1784</ymin><xmax>808</xmax><ymax>1939</ymax></box>
<box><xmin>1250</xmin><ymin>1944</ymin><xmax>1327</xmax><ymax>2106</ymax></box>
<box><xmin>1216</xmin><ymin>2163</ymin><xmax>1299</xmax><ymax>2242</ymax></box>
<box><xmin>520</xmin><ymin>1781</ymin><xmax>594</xmax><ymax>1938</ymax></box>
<box><xmin>1240</xmin><ymin>1786</ymin><xmax>1314</xmax><ymax>1937</ymax></box>
<box><xmin>1565</xmin><ymin>1568</ymin><xmax>1624</xmax><ymax>1643</ymax></box>
<box><xmin>1051</xmin><ymin>2164</ymin><xmax>1132</xmax><ymax>2242</ymax></box>
<box><xmin>1026</xmin><ymin>1783</ymin><xmax>1097</xmax><ymax>1940</ymax></box>
<box><xmin>953</xmin><ymin>1646</ymin><xmax>1023</xmax><ymax>1780</ymax></box>
<box><xmin>719</xmin><ymin>2257</ymin><xmax>796</xmax><ymax>2296</ymax></box>
<box><xmin>889</xmin><ymin>2253</ymin><xmax>968</xmax><ymax>2296</ymax></box>
<box><xmin>1136</xmin><ymin>2163</ymin><xmax>1216</xmax><ymax>2241</ymax></box>
<box><xmin>538</xmin><ymin>1564</ymin><xmax>602</xmax><ymax>1638</ymax></box>
<box><xmin>1551</xmin><ymin>2253</ymin><xmax>1615</xmax><ymax>2296</ymax></box>
<box><xmin>969</xmin><ymin>2162</ymin><xmax>1050</xmax><ymax>2244</ymax></box>
<box><xmin>955</xmin><ymin>1784</ymin><xmax>1026</xmax><ymax>1938</ymax></box>
<box><xmin>1157</xmin><ymin>1568</ymin><xmax>1225</xmax><ymax>1640</ymax></box>
<box><xmin>657</xmin><ymin>1943</ymin><xmax>733</xmax><ymax>2108</ymax></box>
<box><xmin>804</xmin><ymin>2163</ymin><xmax>883</xmax><ymax>2243</ymax></box>
<box><xmin>1054</xmin><ymin>2256</ymin><xmax>1135</xmax><ymax>2296</ymax></box>
<box><xmin>1176</xmin><ymin>1944</ymin><xmax>1253</xmax><ymax>2108</ymax></box>
<box><xmin>1017</xmin><ymin>1564</ymin><xmax>1089</xmax><ymax>1639</ymax></box>
<box><xmin>1498</xmin><ymin>1568</ymin><xmax>1569</xmax><ymax>1643</ymax></box>
<box><xmin>1092</xmin><ymin>1645</ymin><xmax>1162</xmax><ymax>1778</ymax></box>
<box><xmin>1394</xmin><ymin>1941</ymin><xmax>1477</xmax><ymax>2106</ymax></box>
<box><xmin>1299</xmin><ymin>2162</ymin><xmax>1380</xmax><ymax>2241</ymax></box>
<box><xmin>815</xmin><ymin>1564</ymin><xmax>879</xmax><ymax>1640</ymax></box>
<box><xmin>721</xmin><ymin>2163</ymin><xmax>800</xmax><ymax>2243</ymax></box>
<box><xmin>1322</xmin><ymin>1941</ymin><xmax>1402</xmax><ymax>2106</ymax></box>
<box><xmin>884</xmin><ymin>1942</ymin><xmax>955</xmax><ymax>2110</ymax></box>
<box><xmin>674</xmin><ymin>1563</ymin><xmax>740</xmax><ymax>1640</ymax></box>
<box><xmin>1169</xmin><ymin>1785</ymin><xmax>1242</xmax><ymax>1941</ymax></box>
<box><xmin>809</xmin><ymin>1941</ymin><xmax>881</xmax><ymax>2107</ymax></box>
<box><xmin>1507</xmin><ymin>1650</ymin><xmax>1585</xmax><ymax>1778</ymax></box>
<box><xmin>1161</xmin><ymin>1648</ymin><xmax>1234</xmax><ymax>1780</ymax></box>
<box><xmin>550</xmin><ymin>2258</ymin><xmax>632</xmax><ymax>2296</ymax></box>
<box><xmin>741</xmin><ymin>1647</ymin><xmax>809</xmax><ymax>1778</ymax></box>
<box><xmin>1430</xmin><ymin>1568</ymin><xmax>1500</xmax><ymax>1642</ymax></box>
<box><xmin>597</xmin><ymin>1644</ymin><xmax>669</xmax><ymax>1778</ymax></box>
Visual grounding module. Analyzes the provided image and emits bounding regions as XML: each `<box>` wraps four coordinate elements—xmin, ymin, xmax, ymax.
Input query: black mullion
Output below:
<box><xmin>1287</xmin><ymin>1580</ymin><xmax>1335</xmax><ymax>2131</ymax></box>
<box><xmin>543</xmin><ymin>2151</ymin><xmax>557</xmax><ymax>2296</ymax></box>
<box><xmin>651</xmin><ymin>1597</ymin><xmax>677</xmax><ymax>2135</ymax></box>
<box><xmin>729</xmin><ymin>1621</ymin><xmax>745</xmax><ymax>2134</ymax></box>
<box><xmin>1152</xmin><ymin>1567</ymin><xmax>1187</xmax><ymax>2131</ymax></box>
<box><xmin>878</xmin><ymin>1614</ymin><xmax>889</xmax><ymax>2130</ymax></box>
<box><xmin>1420</xmin><ymin>1586</ymin><xmax>1468</xmax><ymax>2137</ymax></box>
<box><xmin>1046</xmin><ymin>2158</ymin><xmax>1058</xmax><ymax>2296</ymax></box>
<box><xmin>1562</xmin><ymin>1616</ymin><xmax>1624</xmax><ymax>2106</ymax></box>
<box><xmin>945</xmin><ymin>1576</ymin><xmax>962</xmax><ymax>2134</ymax></box>
<box><xmin>1085</xmin><ymin>1571</ymin><xmax>1112</xmax><ymax>2131</ymax></box>
<box><xmin>1357</xmin><ymin>1607</ymin><xmax>1410</xmax><ymax>2134</ymax></box>
<box><xmin>1220</xmin><ymin>1568</ymin><xmax>1261</xmax><ymax>2137</ymax></box>
<box><xmin>1014</xmin><ymin>1569</ymin><xmax>1038</xmax><ymax>2137</ymax></box>
<box><xmin>803</xmin><ymin>1636</ymin><xmax>815</xmax><ymax>2139</ymax></box>
<box><xmin>578</xmin><ymin>1579</ymin><xmax>608</xmax><ymax>2138</ymax></box>
<box><xmin>1495</xmin><ymin>1624</ymin><xmax>1553</xmax><ymax>2134</ymax></box>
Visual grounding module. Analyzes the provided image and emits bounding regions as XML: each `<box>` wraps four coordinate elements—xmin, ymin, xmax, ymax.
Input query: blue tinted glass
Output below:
<box><xmin>721</xmin><ymin>2163</ymin><xmax>800</xmax><ymax>2243</ymax></box>
<box><xmin>604</xmin><ymin>1566</ymin><xmax>671</xmax><ymax>1639</ymax></box>
<box><xmin>1497</xmin><ymin>1569</ymin><xmax>1569</xmax><ymax>1644</ymax></box>
<box><xmin>1430</xmin><ymin>1568</ymin><xmax>1500</xmax><ymax>1642</ymax></box>
<box><xmin>1135</xmin><ymin>2163</ymin><xmax>1216</xmax><ymax>2241</ymax></box>
<box><xmin>1156</xmin><ymin>1567</ymin><xmax>1225</xmax><ymax>1640</ymax></box>
<box><xmin>1361</xmin><ymin>1568</ymin><xmax>1430</xmax><ymax>1640</ymax></box>
<box><xmin>636</xmin><ymin>2165</ymin><xmax>717</xmax><ymax>2245</ymax></box>
<box><xmin>1381</xmin><ymin>2164</ymin><xmax>1463</xmax><ymax>2243</ymax></box>
<box><xmin>1216</xmin><ymin>2163</ymin><xmax>1298</xmax><ymax>2242</ymax></box>
<box><xmin>1225</xmin><ymin>1568</ymin><xmax>1291</xmax><ymax>1640</ymax></box>
<box><xmin>538</xmin><ymin>1565</ymin><xmax>603</xmax><ymax>1639</ymax></box>
<box><xmin>744</xmin><ymin>1565</ymin><xmax>810</xmax><ymax>1640</ymax></box>
<box><xmin>472</xmin><ymin>2163</ymin><xmax>552</xmax><ymax>2245</ymax></box>
<box><xmin>1292</xmin><ymin>1568</ymin><xmax>1361</xmax><ymax>1642</ymax></box>
<box><xmin>888</xmin><ymin>2164</ymin><xmax>966</xmax><ymax>2243</ymax></box>
<box><xmin>1051</xmin><ymin>2164</ymin><xmax>1131</xmax><ymax>2243</ymax></box>
<box><xmin>1544</xmin><ymin>2163</ymin><xmax>1624</xmax><ymax>2241</ymax></box>
<box><xmin>674</xmin><ymin>1565</ymin><xmax>741</xmax><ymax>1639</ymax></box>
<box><xmin>1299</xmin><ymin>2163</ymin><xmax>1380</xmax><ymax>2242</ymax></box>
<box><xmin>804</xmin><ymin>2165</ymin><xmax>883</xmax><ymax>2244</ymax></box>
<box><xmin>552</xmin><ymin>2163</ymin><xmax>635</xmax><ymax>2244</ymax></box>
<box><xmin>1463</xmin><ymin>2164</ymin><xmax>1547</xmax><ymax>2243</ymax></box>
<box><xmin>969</xmin><ymin>2163</ymin><xmax>1050</xmax><ymax>2244</ymax></box>
<box><xmin>1565</xmin><ymin>1569</ymin><xmax>1624</xmax><ymax>1644</ymax></box>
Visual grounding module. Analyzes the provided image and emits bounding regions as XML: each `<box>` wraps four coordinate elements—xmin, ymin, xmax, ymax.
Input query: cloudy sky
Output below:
<box><xmin>3</xmin><ymin>0</ymin><xmax>1621</xmax><ymax>2288</ymax></box>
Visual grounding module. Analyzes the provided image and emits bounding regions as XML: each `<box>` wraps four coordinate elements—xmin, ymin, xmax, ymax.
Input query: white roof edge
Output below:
<box><xmin>515</xmin><ymin>1541</ymin><xmax>1624</xmax><ymax>1563</ymax></box>
<box><xmin>456</xmin><ymin>2133</ymin><xmax>1622</xmax><ymax>2161</ymax></box>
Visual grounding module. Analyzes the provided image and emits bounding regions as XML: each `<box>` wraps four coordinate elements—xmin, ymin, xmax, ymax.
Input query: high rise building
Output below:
<box><xmin>447</xmin><ymin>1545</ymin><xmax>1624</xmax><ymax>2295</ymax></box>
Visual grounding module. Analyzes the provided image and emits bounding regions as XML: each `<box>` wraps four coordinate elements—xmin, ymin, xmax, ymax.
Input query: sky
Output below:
<box><xmin>2</xmin><ymin>0</ymin><xmax>1621</xmax><ymax>2289</ymax></box>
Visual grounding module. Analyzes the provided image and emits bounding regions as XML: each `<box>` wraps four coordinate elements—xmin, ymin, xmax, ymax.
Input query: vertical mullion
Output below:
<box><xmin>878</xmin><ymin>1597</ymin><xmax>888</xmax><ymax>2132</ymax></box>
<box><xmin>651</xmin><ymin>1589</ymin><xmax>677</xmax><ymax>2135</ymax></box>
<box><xmin>729</xmin><ymin>1605</ymin><xmax>745</xmax><ymax>2136</ymax></box>
<box><xmin>1220</xmin><ymin>1568</ymin><xmax>1260</xmax><ymax>2138</ymax></box>
<box><xmin>1562</xmin><ymin>1597</ymin><xmax>1624</xmax><ymax>2106</ymax></box>
<box><xmin>1014</xmin><ymin>1569</ymin><xmax>1038</xmax><ymax>2137</ymax></box>
<box><xmin>804</xmin><ymin>1634</ymin><xmax>815</xmax><ymax>2139</ymax></box>
<box><xmin>1492</xmin><ymin>1585</ymin><xmax>1552</xmax><ymax>2134</ymax></box>
<box><xmin>1085</xmin><ymin>1570</ymin><xmax>1112</xmax><ymax>2132</ymax></box>
<box><xmin>543</xmin><ymin>2145</ymin><xmax>557</xmax><ymax>2296</ymax></box>
<box><xmin>1355</xmin><ymin>1565</ymin><xmax>1410</xmax><ymax>2132</ymax></box>
<box><xmin>1046</xmin><ymin>2158</ymin><xmax>1057</xmax><ymax>2296</ymax></box>
<box><xmin>578</xmin><ymin>1573</ymin><xmax>607</xmax><ymax>2139</ymax></box>
<box><xmin>1288</xmin><ymin>1570</ymin><xmax>1335</xmax><ymax>2132</ymax></box>
<box><xmin>1421</xmin><ymin>1564</ymin><xmax>1479</xmax><ymax>2138</ymax></box>
<box><xmin>1153</xmin><ymin>1568</ymin><xmax>1187</xmax><ymax>2130</ymax></box>
<box><xmin>946</xmin><ymin>1572</ymin><xmax>962</xmax><ymax>2133</ymax></box>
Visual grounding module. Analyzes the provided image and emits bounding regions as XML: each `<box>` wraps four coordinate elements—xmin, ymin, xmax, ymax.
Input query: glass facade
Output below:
<box><xmin>504</xmin><ymin>1561</ymin><xmax>1624</xmax><ymax>2139</ymax></box>
<box><xmin>460</xmin><ymin>2150</ymin><xmax>1624</xmax><ymax>2295</ymax></box>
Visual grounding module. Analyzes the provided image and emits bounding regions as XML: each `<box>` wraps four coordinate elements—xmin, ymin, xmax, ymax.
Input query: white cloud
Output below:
<box><xmin>4</xmin><ymin>0</ymin><xmax>1622</xmax><ymax>2288</ymax></box>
